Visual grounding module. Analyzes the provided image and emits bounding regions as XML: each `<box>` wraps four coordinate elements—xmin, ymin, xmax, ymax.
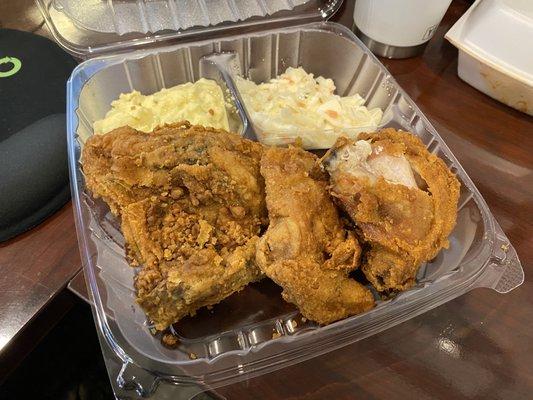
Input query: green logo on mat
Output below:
<box><xmin>0</xmin><ymin>56</ymin><xmax>22</xmax><ymax>78</ymax></box>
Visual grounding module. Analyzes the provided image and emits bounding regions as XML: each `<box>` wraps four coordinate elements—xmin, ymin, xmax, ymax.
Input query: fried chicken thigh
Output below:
<box><xmin>82</xmin><ymin>122</ymin><xmax>267</xmax><ymax>330</ymax></box>
<box><xmin>256</xmin><ymin>147</ymin><xmax>375</xmax><ymax>324</ymax></box>
<box><xmin>322</xmin><ymin>128</ymin><xmax>460</xmax><ymax>293</ymax></box>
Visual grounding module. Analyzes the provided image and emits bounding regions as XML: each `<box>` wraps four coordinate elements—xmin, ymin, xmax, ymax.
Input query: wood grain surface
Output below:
<box><xmin>1</xmin><ymin>0</ymin><xmax>532</xmax><ymax>398</ymax></box>
<box><xmin>0</xmin><ymin>202</ymin><xmax>80</xmax><ymax>355</ymax></box>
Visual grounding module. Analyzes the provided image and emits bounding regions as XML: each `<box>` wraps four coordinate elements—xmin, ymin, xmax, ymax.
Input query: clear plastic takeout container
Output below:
<box><xmin>38</xmin><ymin>0</ymin><xmax>524</xmax><ymax>398</ymax></box>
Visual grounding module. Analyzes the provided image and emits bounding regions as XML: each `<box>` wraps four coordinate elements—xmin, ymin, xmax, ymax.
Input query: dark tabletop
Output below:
<box><xmin>1</xmin><ymin>0</ymin><xmax>532</xmax><ymax>398</ymax></box>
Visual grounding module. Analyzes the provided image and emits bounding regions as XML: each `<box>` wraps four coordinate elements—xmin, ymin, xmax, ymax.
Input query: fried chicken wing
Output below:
<box><xmin>82</xmin><ymin>122</ymin><xmax>267</xmax><ymax>330</ymax></box>
<box><xmin>256</xmin><ymin>147</ymin><xmax>374</xmax><ymax>324</ymax></box>
<box><xmin>322</xmin><ymin>128</ymin><xmax>460</xmax><ymax>293</ymax></box>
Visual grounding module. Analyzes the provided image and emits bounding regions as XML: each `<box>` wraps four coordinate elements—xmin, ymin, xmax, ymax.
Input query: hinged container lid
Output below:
<box><xmin>36</xmin><ymin>0</ymin><xmax>343</xmax><ymax>58</ymax></box>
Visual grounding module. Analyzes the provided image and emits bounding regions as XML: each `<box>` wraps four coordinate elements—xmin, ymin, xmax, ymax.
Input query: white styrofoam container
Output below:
<box><xmin>445</xmin><ymin>0</ymin><xmax>533</xmax><ymax>115</ymax></box>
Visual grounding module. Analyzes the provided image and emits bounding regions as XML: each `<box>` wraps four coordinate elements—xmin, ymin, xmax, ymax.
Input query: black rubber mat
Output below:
<box><xmin>0</xmin><ymin>29</ymin><xmax>76</xmax><ymax>242</ymax></box>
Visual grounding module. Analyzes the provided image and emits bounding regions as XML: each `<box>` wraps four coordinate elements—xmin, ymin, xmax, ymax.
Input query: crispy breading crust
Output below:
<box><xmin>82</xmin><ymin>122</ymin><xmax>267</xmax><ymax>330</ymax></box>
<box><xmin>324</xmin><ymin>129</ymin><xmax>460</xmax><ymax>293</ymax></box>
<box><xmin>83</xmin><ymin>122</ymin><xmax>458</xmax><ymax>327</ymax></box>
<box><xmin>256</xmin><ymin>147</ymin><xmax>374</xmax><ymax>324</ymax></box>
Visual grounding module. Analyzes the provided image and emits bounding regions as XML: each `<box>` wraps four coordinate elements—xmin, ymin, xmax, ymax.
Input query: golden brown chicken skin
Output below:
<box><xmin>82</xmin><ymin>122</ymin><xmax>267</xmax><ymax>330</ymax></box>
<box><xmin>256</xmin><ymin>147</ymin><xmax>375</xmax><ymax>324</ymax></box>
<box><xmin>322</xmin><ymin>128</ymin><xmax>460</xmax><ymax>294</ymax></box>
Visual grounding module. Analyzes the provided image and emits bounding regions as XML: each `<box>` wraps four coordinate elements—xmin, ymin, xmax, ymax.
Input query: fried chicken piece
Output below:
<box><xmin>82</xmin><ymin>121</ymin><xmax>265</xmax><ymax>214</ymax></box>
<box><xmin>82</xmin><ymin>122</ymin><xmax>267</xmax><ymax>330</ymax></box>
<box><xmin>322</xmin><ymin>128</ymin><xmax>460</xmax><ymax>293</ymax></box>
<box><xmin>256</xmin><ymin>147</ymin><xmax>374</xmax><ymax>325</ymax></box>
<box><xmin>124</xmin><ymin>198</ymin><xmax>263</xmax><ymax>329</ymax></box>
<box><xmin>82</xmin><ymin>128</ymin><xmax>155</xmax><ymax>214</ymax></box>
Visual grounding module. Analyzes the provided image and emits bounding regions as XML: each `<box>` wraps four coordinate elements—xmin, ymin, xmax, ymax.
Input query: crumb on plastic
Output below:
<box><xmin>272</xmin><ymin>331</ymin><xmax>281</xmax><ymax>339</ymax></box>
<box><xmin>162</xmin><ymin>333</ymin><xmax>180</xmax><ymax>348</ymax></box>
<box><xmin>189</xmin><ymin>352</ymin><xmax>197</xmax><ymax>360</ymax></box>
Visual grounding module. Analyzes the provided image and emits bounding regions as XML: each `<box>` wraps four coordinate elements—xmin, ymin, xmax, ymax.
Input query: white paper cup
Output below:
<box><xmin>353</xmin><ymin>0</ymin><xmax>453</xmax><ymax>58</ymax></box>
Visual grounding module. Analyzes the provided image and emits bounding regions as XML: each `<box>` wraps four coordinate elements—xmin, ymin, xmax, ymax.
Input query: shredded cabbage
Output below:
<box><xmin>236</xmin><ymin>67</ymin><xmax>383</xmax><ymax>149</ymax></box>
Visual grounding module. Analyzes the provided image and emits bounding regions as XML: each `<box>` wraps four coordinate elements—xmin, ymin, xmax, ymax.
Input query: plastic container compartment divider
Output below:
<box><xmin>61</xmin><ymin>17</ymin><xmax>523</xmax><ymax>400</ymax></box>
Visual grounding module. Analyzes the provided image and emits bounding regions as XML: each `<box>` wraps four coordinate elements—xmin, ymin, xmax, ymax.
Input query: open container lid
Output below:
<box><xmin>36</xmin><ymin>0</ymin><xmax>343</xmax><ymax>58</ymax></box>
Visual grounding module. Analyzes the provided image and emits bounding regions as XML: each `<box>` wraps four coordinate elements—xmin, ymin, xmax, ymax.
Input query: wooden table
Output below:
<box><xmin>1</xmin><ymin>0</ymin><xmax>532</xmax><ymax>398</ymax></box>
<box><xmin>0</xmin><ymin>1</ymin><xmax>82</xmax><ymax>377</ymax></box>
